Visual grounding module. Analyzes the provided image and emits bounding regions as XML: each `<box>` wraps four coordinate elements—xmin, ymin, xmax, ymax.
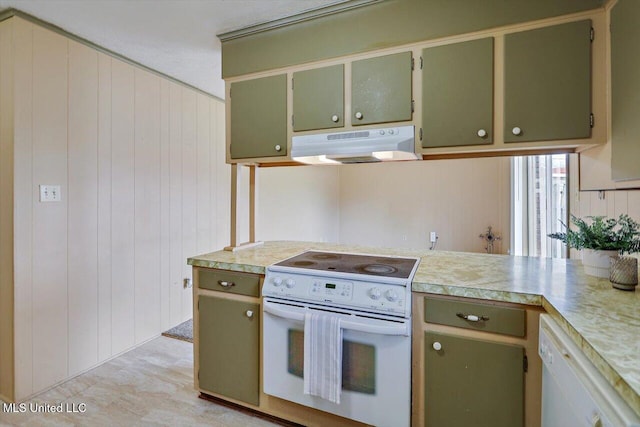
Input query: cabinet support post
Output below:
<box><xmin>249</xmin><ymin>165</ymin><xmax>256</xmax><ymax>243</ymax></box>
<box><xmin>228</xmin><ymin>163</ymin><xmax>238</xmax><ymax>248</ymax></box>
<box><xmin>224</xmin><ymin>164</ymin><xmax>263</xmax><ymax>252</ymax></box>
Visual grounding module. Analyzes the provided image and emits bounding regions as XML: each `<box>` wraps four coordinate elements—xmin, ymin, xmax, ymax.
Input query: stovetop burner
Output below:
<box><xmin>359</xmin><ymin>264</ymin><xmax>398</xmax><ymax>275</ymax></box>
<box><xmin>311</xmin><ymin>253</ymin><xmax>341</xmax><ymax>260</ymax></box>
<box><xmin>274</xmin><ymin>250</ymin><xmax>418</xmax><ymax>279</ymax></box>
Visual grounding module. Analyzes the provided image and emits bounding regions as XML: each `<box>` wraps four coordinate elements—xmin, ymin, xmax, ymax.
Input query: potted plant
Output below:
<box><xmin>548</xmin><ymin>214</ymin><xmax>640</xmax><ymax>288</ymax></box>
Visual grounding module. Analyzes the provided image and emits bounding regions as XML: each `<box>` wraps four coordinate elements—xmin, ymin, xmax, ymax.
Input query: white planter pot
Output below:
<box><xmin>581</xmin><ymin>249</ymin><xmax>618</xmax><ymax>278</ymax></box>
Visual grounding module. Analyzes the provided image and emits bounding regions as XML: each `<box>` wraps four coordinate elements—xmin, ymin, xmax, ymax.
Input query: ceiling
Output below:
<box><xmin>0</xmin><ymin>0</ymin><xmax>349</xmax><ymax>99</ymax></box>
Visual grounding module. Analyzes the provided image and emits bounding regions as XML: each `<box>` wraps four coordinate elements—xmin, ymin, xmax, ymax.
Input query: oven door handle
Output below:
<box><xmin>263</xmin><ymin>300</ymin><xmax>410</xmax><ymax>336</ymax></box>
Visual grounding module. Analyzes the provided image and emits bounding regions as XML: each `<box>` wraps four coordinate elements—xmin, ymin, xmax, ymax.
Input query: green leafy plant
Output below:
<box><xmin>548</xmin><ymin>214</ymin><xmax>640</xmax><ymax>254</ymax></box>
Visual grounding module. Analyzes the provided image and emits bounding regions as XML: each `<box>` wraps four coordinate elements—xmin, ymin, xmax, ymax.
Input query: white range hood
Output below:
<box><xmin>291</xmin><ymin>125</ymin><xmax>418</xmax><ymax>165</ymax></box>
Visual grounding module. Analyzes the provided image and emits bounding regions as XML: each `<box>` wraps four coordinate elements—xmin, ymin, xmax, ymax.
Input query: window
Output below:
<box><xmin>511</xmin><ymin>155</ymin><xmax>568</xmax><ymax>258</ymax></box>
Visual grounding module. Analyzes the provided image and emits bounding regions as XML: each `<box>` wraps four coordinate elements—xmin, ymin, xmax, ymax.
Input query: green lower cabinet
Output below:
<box><xmin>230</xmin><ymin>74</ymin><xmax>287</xmax><ymax>159</ymax></box>
<box><xmin>198</xmin><ymin>296</ymin><xmax>260</xmax><ymax>406</ymax></box>
<box><xmin>504</xmin><ymin>20</ymin><xmax>592</xmax><ymax>143</ymax></box>
<box><xmin>424</xmin><ymin>331</ymin><xmax>524</xmax><ymax>427</ymax></box>
<box><xmin>351</xmin><ymin>51</ymin><xmax>413</xmax><ymax>125</ymax></box>
<box><xmin>421</xmin><ymin>38</ymin><xmax>494</xmax><ymax>148</ymax></box>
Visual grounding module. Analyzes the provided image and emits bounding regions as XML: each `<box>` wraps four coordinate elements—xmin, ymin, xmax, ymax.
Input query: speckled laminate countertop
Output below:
<box><xmin>188</xmin><ymin>241</ymin><xmax>640</xmax><ymax>417</ymax></box>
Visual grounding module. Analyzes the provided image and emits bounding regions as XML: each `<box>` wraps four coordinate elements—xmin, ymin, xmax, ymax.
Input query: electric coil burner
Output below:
<box><xmin>262</xmin><ymin>250</ymin><xmax>420</xmax><ymax>427</ymax></box>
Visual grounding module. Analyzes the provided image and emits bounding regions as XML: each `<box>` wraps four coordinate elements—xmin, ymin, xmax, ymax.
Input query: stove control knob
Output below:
<box><xmin>272</xmin><ymin>277</ymin><xmax>283</xmax><ymax>287</ymax></box>
<box><xmin>285</xmin><ymin>279</ymin><xmax>295</xmax><ymax>288</ymax></box>
<box><xmin>385</xmin><ymin>290</ymin><xmax>398</xmax><ymax>302</ymax></box>
<box><xmin>368</xmin><ymin>287</ymin><xmax>382</xmax><ymax>300</ymax></box>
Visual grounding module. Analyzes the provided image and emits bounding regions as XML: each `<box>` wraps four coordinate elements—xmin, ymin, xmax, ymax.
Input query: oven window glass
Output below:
<box><xmin>287</xmin><ymin>329</ymin><xmax>376</xmax><ymax>394</ymax></box>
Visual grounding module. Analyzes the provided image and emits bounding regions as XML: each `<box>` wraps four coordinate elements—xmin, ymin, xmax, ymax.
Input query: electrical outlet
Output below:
<box><xmin>183</xmin><ymin>278</ymin><xmax>192</xmax><ymax>289</ymax></box>
<box><xmin>430</xmin><ymin>231</ymin><xmax>437</xmax><ymax>243</ymax></box>
<box><xmin>39</xmin><ymin>185</ymin><xmax>61</xmax><ymax>202</ymax></box>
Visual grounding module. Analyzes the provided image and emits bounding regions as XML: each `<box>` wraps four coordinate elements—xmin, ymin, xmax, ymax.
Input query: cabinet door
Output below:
<box><xmin>504</xmin><ymin>20</ymin><xmax>592</xmax><ymax>143</ymax></box>
<box><xmin>351</xmin><ymin>51</ymin><xmax>412</xmax><ymax>126</ymax></box>
<box><xmin>293</xmin><ymin>64</ymin><xmax>344</xmax><ymax>131</ymax></box>
<box><xmin>230</xmin><ymin>74</ymin><xmax>287</xmax><ymax>159</ymax></box>
<box><xmin>422</xmin><ymin>38</ymin><xmax>493</xmax><ymax>148</ymax></box>
<box><xmin>424</xmin><ymin>331</ymin><xmax>524</xmax><ymax>427</ymax></box>
<box><xmin>198</xmin><ymin>295</ymin><xmax>260</xmax><ymax>405</ymax></box>
<box><xmin>611</xmin><ymin>0</ymin><xmax>640</xmax><ymax>181</ymax></box>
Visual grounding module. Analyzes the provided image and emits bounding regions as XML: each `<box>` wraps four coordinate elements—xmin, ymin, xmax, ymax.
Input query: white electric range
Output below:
<box><xmin>262</xmin><ymin>250</ymin><xmax>420</xmax><ymax>427</ymax></box>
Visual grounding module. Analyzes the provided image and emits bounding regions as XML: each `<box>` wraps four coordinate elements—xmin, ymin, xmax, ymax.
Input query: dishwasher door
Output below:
<box><xmin>539</xmin><ymin>314</ymin><xmax>640</xmax><ymax>427</ymax></box>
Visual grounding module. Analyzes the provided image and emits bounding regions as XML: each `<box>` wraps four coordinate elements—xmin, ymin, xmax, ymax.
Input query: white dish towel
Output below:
<box><xmin>303</xmin><ymin>311</ymin><xmax>343</xmax><ymax>404</ymax></box>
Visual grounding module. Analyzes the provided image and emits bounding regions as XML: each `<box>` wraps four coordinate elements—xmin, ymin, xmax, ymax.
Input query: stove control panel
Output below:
<box><xmin>311</xmin><ymin>280</ymin><xmax>352</xmax><ymax>301</ymax></box>
<box><xmin>263</xmin><ymin>271</ymin><xmax>409</xmax><ymax>315</ymax></box>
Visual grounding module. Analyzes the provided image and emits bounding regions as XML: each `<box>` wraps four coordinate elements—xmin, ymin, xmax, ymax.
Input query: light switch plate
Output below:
<box><xmin>39</xmin><ymin>185</ymin><xmax>61</xmax><ymax>202</ymax></box>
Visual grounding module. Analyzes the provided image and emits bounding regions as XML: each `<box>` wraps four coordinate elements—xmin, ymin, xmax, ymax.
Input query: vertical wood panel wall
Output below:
<box><xmin>0</xmin><ymin>16</ymin><xmax>228</xmax><ymax>401</ymax></box>
<box><xmin>0</xmin><ymin>18</ymin><xmax>15</xmax><ymax>402</ymax></box>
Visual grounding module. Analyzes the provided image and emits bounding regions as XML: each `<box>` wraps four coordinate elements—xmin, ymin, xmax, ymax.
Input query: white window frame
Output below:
<box><xmin>511</xmin><ymin>155</ymin><xmax>568</xmax><ymax>258</ymax></box>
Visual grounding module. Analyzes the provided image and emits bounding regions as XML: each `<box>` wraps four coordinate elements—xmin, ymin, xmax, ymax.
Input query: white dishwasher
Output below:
<box><xmin>539</xmin><ymin>314</ymin><xmax>640</xmax><ymax>427</ymax></box>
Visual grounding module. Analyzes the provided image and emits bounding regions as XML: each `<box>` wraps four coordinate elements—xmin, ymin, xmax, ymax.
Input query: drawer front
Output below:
<box><xmin>198</xmin><ymin>268</ymin><xmax>260</xmax><ymax>297</ymax></box>
<box><xmin>424</xmin><ymin>297</ymin><xmax>525</xmax><ymax>337</ymax></box>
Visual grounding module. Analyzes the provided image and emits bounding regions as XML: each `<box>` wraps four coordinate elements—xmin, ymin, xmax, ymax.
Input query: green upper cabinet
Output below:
<box><xmin>611</xmin><ymin>0</ymin><xmax>640</xmax><ymax>181</ymax></box>
<box><xmin>198</xmin><ymin>295</ymin><xmax>260</xmax><ymax>406</ymax></box>
<box><xmin>421</xmin><ymin>38</ymin><xmax>494</xmax><ymax>148</ymax></box>
<box><xmin>504</xmin><ymin>20</ymin><xmax>592</xmax><ymax>143</ymax></box>
<box><xmin>292</xmin><ymin>64</ymin><xmax>344</xmax><ymax>132</ymax></box>
<box><xmin>230</xmin><ymin>74</ymin><xmax>287</xmax><ymax>159</ymax></box>
<box><xmin>351</xmin><ymin>51</ymin><xmax>413</xmax><ymax>126</ymax></box>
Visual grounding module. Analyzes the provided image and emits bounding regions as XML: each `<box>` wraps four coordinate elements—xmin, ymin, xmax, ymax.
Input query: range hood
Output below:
<box><xmin>291</xmin><ymin>125</ymin><xmax>418</xmax><ymax>165</ymax></box>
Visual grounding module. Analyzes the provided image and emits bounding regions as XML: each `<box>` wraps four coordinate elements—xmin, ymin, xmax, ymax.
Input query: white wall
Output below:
<box><xmin>256</xmin><ymin>157</ymin><xmax>511</xmax><ymax>254</ymax></box>
<box><xmin>0</xmin><ymin>16</ymin><xmax>228</xmax><ymax>401</ymax></box>
<box><xmin>338</xmin><ymin>158</ymin><xmax>511</xmax><ymax>253</ymax></box>
<box><xmin>257</xmin><ymin>166</ymin><xmax>340</xmax><ymax>243</ymax></box>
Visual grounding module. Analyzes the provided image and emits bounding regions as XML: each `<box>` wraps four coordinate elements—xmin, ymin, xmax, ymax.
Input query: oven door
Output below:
<box><xmin>262</xmin><ymin>298</ymin><xmax>411</xmax><ymax>427</ymax></box>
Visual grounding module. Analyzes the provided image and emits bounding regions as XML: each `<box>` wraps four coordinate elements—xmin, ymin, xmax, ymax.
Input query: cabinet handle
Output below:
<box><xmin>246</xmin><ymin>310</ymin><xmax>254</xmax><ymax>318</ymax></box>
<box><xmin>477</xmin><ymin>129</ymin><xmax>487</xmax><ymax>138</ymax></box>
<box><xmin>355</xmin><ymin>112</ymin><xmax>363</xmax><ymax>120</ymax></box>
<box><xmin>274</xmin><ymin>144</ymin><xmax>282</xmax><ymax>152</ymax></box>
<box><xmin>217</xmin><ymin>280</ymin><xmax>235</xmax><ymax>288</ymax></box>
<box><xmin>432</xmin><ymin>341</ymin><xmax>442</xmax><ymax>351</ymax></box>
<box><xmin>331</xmin><ymin>114</ymin><xmax>340</xmax><ymax>123</ymax></box>
<box><xmin>456</xmin><ymin>312</ymin><xmax>489</xmax><ymax>322</ymax></box>
<box><xmin>512</xmin><ymin>126</ymin><xmax>522</xmax><ymax>136</ymax></box>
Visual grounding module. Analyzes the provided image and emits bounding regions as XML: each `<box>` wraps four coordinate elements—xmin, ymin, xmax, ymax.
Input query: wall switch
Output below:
<box><xmin>430</xmin><ymin>231</ymin><xmax>437</xmax><ymax>243</ymax></box>
<box><xmin>39</xmin><ymin>185</ymin><xmax>61</xmax><ymax>202</ymax></box>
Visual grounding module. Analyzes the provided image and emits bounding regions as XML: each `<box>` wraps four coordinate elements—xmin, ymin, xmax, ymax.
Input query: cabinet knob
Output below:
<box><xmin>355</xmin><ymin>112</ymin><xmax>363</xmax><ymax>120</ymax></box>
<box><xmin>432</xmin><ymin>342</ymin><xmax>442</xmax><ymax>351</ymax></box>
<box><xmin>512</xmin><ymin>126</ymin><xmax>522</xmax><ymax>136</ymax></box>
<box><xmin>477</xmin><ymin>129</ymin><xmax>487</xmax><ymax>138</ymax></box>
<box><xmin>331</xmin><ymin>114</ymin><xmax>340</xmax><ymax>123</ymax></box>
<box><xmin>217</xmin><ymin>280</ymin><xmax>235</xmax><ymax>288</ymax></box>
<box><xmin>246</xmin><ymin>310</ymin><xmax>254</xmax><ymax>318</ymax></box>
<box><xmin>275</xmin><ymin>144</ymin><xmax>282</xmax><ymax>152</ymax></box>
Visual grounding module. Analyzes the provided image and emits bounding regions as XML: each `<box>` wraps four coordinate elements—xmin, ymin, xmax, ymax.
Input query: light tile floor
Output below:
<box><xmin>0</xmin><ymin>337</ymin><xmax>279</xmax><ymax>427</ymax></box>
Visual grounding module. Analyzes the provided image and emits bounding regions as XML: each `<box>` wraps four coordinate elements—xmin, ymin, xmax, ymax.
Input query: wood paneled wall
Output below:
<box><xmin>0</xmin><ymin>17</ymin><xmax>15</xmax><ymax>402</ymax></box>
<box><xmin>0</xmin><ymin>16</ymin><xmax>228</xmax><ymax>401</ymax></box>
